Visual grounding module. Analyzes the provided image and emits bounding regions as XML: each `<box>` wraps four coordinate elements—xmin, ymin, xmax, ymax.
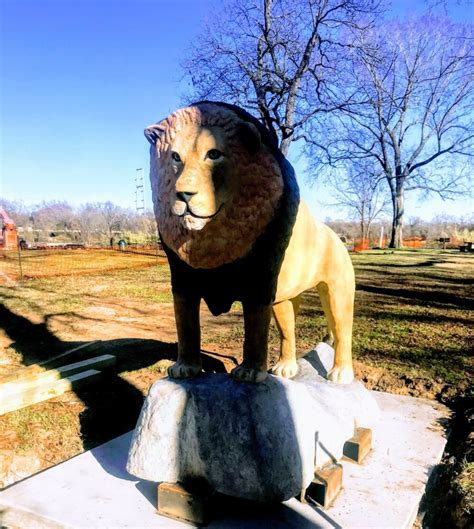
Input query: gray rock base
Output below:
<box><xmin>127</xmin><ymin>344</ymin><xmax>380</xmax><ymax>502</ymax></box>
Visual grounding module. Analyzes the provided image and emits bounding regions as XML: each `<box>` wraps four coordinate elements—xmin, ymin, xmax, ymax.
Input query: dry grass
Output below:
<box><xmin>0</xmin><ymin>248</ymin><xmax>165</xmax><ymax>280</ymax></box>
<box><xmin>204</xmin><ymin>249</ymin><xmax>473</xmax><ymax>398</ymax></box>
<box><xmin>455</xmin><ymin>460</ymin><xmax>474</xmax><ymax>517</ymax></box>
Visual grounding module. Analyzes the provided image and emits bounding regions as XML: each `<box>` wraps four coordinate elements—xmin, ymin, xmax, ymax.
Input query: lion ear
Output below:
<box><xmin>237</xmin><ymin>122</ymin><xmax>261</xmax><ymax>155</ymax></box>
<box><xmin>144</xmin><ymin>123</ymin><xmax>166</xmax><ymax>145</ymax></box>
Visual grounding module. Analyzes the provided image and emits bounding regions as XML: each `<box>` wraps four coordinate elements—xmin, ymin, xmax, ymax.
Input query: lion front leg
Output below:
<box><xmin>231</xmin><ymin>302</ymin><xmax>271</xmax><ymax>383</ymax></box>
<box><xmin>169</xmin><ymin>292</ymin><xmax>203</xmax><ymax>379</ymax></box>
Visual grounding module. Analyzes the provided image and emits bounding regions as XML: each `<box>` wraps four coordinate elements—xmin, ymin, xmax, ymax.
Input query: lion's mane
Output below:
<box><xmin>150</xmin><ymin>103</ymin><xmax>284</xmax><ymax>269</ymax></box>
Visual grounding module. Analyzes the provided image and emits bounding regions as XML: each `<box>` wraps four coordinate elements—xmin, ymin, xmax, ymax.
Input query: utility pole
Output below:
<box><xmin>135</xmin><ymin>168</ymin><xmax>145</xmax><ymax>214</ymax></box>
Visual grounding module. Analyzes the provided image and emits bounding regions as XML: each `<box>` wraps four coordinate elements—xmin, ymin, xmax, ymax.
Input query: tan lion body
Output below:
<box><xmin>272</xmin><ymin>200</ymin><xmax>355</xmax><ymax>382</ymax></box>
<box><xmin>146</xmin><ymin>102</ymin><xmax>355</xmax><ymax>384</ymax></box>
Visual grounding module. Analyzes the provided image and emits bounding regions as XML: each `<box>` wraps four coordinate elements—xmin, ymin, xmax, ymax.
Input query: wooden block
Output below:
<box><xmin>157</xmin><ymin>482</ymin><xmax>214</xmax><ymax>526</ymax></box>
<box><xmin>0</xmin><ymin>355</ymin><xmax>116</xmax><ymax>398</ymax></box>
<box><xmin>37</xmin><ymin>340</ymin><xmax>103</xmax><ymax>367</ymax></box>
<box><xmin>343</xmin><ymin>427</ymin><xmax>372</xmax><ymax>464</ymax></box>
<box><xmin>0</xmin><ymin>340</ymin><xmax>101</xmax><ymax>384</ymax></box>
<box><xmin>305</xmin><ymin>463</ymin><xmax>343</xmax><ymax>509</ymax></box>
<box><xmin>0</xmin><ymin>369</ymin><xmax>102</xmax><ymax>416</ymax></box>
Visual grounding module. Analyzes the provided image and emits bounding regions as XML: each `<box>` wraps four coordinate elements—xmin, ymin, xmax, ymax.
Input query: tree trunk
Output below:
<box><xmin>280</xmin><ymin>137</ymin><xmax>291</xmax><ymax>157</ymax></box>
<box><xmin>389</xmin><ymin>185</ymin><xmax>404</xmax><ymax>248</ymax></box>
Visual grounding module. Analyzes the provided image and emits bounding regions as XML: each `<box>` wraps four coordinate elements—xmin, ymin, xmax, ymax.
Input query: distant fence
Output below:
<box><xmin>353</xmin><ymin>237</ymin><xmax>427</xmax><ymax>250</ymax></box>
<box><xmin>350</xmin><ymin>236</ymin><xmax>466</xmax><ymax>251</ymax></box>
<box><xmin>0</xmin><ymin>245</ymin><xmax>167</xmax><ymax>283</ymax></box>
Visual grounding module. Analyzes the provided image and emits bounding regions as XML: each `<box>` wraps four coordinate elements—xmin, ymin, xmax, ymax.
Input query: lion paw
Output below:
<box><xmin>168</xmin><ymin>360</ymin><xmax>202</xmax><ymax>379</ymax></box>
<box><xmin>231</xmin><ymin>365</ymin><xmax>267</xmax><ymax>383</ymax></box>
<box><xmin>327</xmin><ymin>365</ymin><xmax>354</xmax><ymax>384</ymax></box>
<box><xmin>271</xmin><ymin>360</ymin><xmax>298</xmax><ymax>379</ymax></box>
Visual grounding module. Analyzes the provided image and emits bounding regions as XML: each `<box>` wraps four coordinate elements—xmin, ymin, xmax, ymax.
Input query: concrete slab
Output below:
<box><xmin>0</xmin><ymin>391</ymin><xmax>449</xmax><ymax>529</ymax></box>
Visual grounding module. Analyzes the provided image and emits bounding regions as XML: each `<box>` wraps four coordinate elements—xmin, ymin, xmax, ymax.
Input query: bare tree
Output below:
<box><xmin>138</xmin><ymin>211</ymin><xmax>159</xmax><ymax>243</ymax></box>
<box><xmin>0</xmin><ymin>199</ymin><xmax>30</xmax><ymax>227</ymax></box>
<box><xmin>405</xmin><ymin>216</ymin><xmax>427</xmax><ymax>239</ymax></box>
<box><xmin>95</xmin><ymin>201</ymin><xmax>128</xmax><ymax>240</ymax></box>
<box><xmin>324</xmin><ymin>217</ymin><xmax>360</xmax><ymax>242</ymax></box>
<box><xmin>309</xmin><ymin>16</ymin><xmax>473</xmax><ymax>247</ymax></box>
<box><xmin>30</xmin><ymin>201</ymin><xmax>76</xmax><ymax>237</ymax></box>
<box><xmin>330</xmin><ymin>161</ymin><xmax>388</xmax><ymax>241</ymax></box>
<box><xmin>183</xmin><ymin>0</ymin><xmax>379</xmax><ymax>155</ymax></box>
<box><xmin>76</xmin><ymin>203</ymin><xmax>101</xmax><ymax>246</ymax></box>
<box><xmin>426</xmin><ymin>0</ymin><xmax>473</xmax><ymax>13</ymax></box>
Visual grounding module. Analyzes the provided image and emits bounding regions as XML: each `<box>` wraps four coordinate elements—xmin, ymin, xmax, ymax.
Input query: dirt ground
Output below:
<box><xmin>0</xmin><ymin>289</ymin><xmax>244</xmax><ymax>487</ymax></box>
<box><xmin>0</xmin><ymin>249</ymin><xmax>472</xmax><ymax>527</ymax></box>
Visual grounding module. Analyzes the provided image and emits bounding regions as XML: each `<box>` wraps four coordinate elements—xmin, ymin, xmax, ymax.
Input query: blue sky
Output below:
<box><xmin>0</xmin><ymin>0</ymin><xmax>472</xmax><ymax>221</ymax></box>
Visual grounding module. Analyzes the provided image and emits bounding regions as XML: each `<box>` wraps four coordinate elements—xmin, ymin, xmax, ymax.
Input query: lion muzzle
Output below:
<box><xmin>172</xmin><ymin>193</ymin><xmax>224</xmax><ymax>231</ymax></box>
<box><xmin>176</xmin><ymin>191</ymin><xmax>197</xmax><ymax>205</ymax></box>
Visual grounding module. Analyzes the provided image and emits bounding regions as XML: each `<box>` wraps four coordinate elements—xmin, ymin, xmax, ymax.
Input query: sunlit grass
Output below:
<box><xmin>199</xmin><ymin>249</ymin><xmax>473</xmax><ymax>389</ymax></box>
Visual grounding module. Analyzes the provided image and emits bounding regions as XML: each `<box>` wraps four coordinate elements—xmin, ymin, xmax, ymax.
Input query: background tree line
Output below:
<box><xmin>0</xmin><ymin>199</ymin><xmax>158</xmax><ymax>246</ymax></box>
<box><xmin>2</xmin><ymin>198</ymin><xmax>472</xmax><ymax>249</ymax></box>
<box><xmin>326</xmin><ymin>213</ymin><xmax>474</xmax><ymax>248</ymax></box>
<box><xmin>183</xmin><ymin>0</ymin><xmax>473</xmax><ymax>247</ymax></box>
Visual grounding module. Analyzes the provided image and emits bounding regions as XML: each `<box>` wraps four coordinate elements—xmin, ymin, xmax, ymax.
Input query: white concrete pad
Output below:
<box><xmin>0</xmin><ymin>391</ymin><xmax>449</xmax><ymax>529</ymax></box>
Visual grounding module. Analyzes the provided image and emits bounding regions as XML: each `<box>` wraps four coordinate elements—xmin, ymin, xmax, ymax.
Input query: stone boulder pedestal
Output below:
<box><xmin>127</xmin><ymin>344</ymin><xmax>379</xmax><ymax>503</ymax></box>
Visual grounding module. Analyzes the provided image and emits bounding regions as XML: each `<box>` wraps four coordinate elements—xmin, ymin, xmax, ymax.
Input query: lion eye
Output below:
<box><xmin>207</xmin><ymin>149</ymin><xmax>223</xmax><ymax>160</ymax></box>
<box><xmin>171</xmin><ymin>151</ymin><xmax>182</xmax><ymax>163</ymax></box>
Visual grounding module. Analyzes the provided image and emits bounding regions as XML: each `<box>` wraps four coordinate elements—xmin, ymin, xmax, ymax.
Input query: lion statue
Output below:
<box><xmin>145</xmin><ymin>102</ymin><xmax>355</xmax><ymax>384</ymax></box>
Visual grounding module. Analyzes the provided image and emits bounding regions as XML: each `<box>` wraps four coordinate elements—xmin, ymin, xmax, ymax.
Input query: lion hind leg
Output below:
<box><xmin>271</xmin><ymin>295</ymin><xmax>300</xmax><ymax>379</ymax></box>
<box><xmin>323</xmin><ymin>329</ymin><xmax>335</xmax><ymax>347</ymax></box>
<box><xmin>317</xmin><ymin>282</ymin><xmax>354</xmax><ymax>384</ymax></box>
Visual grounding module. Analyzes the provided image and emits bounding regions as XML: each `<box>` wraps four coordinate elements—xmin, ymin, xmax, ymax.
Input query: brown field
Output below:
<box><xmin>0</xmin><ymin>248</ymin><xmax>472</xmax><ymax>527</ymax></box>
<box><xmin>0</xmin><ymin>248</ymin><xmax>165</xmax><ymax>281</ymax></box>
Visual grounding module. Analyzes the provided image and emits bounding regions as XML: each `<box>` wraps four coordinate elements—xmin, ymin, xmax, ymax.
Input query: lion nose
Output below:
<box><xmin>176</xmin><ymin>191</ymin><xmax>197</xmax><ymax>204</ymax></box>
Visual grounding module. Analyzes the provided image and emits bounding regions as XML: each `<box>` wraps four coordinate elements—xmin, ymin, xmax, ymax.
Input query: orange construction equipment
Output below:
<box><xmin>354</xmin><ymin>238</ymin><xmax>370</xmax><ymax>252</ymax></box>
<box><xmin>0</xmin><ymin>207</ymin><xmax>18</xmax><ymax>249</ymax></box>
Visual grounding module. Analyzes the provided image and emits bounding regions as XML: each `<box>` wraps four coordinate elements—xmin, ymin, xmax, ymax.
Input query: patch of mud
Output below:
<box><xmin>47</xmin><ymin>300</ymin><xmax>178</xmax><ymax>344</ymax></box>
<box><xmin>353</xmin><ymin>361</ymin><xmax>445</xmax><ymax>400</ymax></box>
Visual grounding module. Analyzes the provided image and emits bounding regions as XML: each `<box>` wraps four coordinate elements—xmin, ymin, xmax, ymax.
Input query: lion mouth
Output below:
<box><xmin>179</xmin><ymin>203</ymin><xmax>224</xmax><ymax>220</ymax></box>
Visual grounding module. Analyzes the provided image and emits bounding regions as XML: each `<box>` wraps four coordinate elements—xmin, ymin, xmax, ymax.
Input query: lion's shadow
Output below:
<box><xmin>0</xmin><ymin>303</ymin><xmax>228</xmax><ymax>449</ymax></box>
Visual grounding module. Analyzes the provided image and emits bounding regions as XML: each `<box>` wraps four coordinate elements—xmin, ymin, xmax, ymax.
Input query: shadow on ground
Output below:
<box><xmin>0</xmin><ymin>304</ymin><xmax>334</xmax><ymax>529</ymax></box>
<box><xmin>356</xmin><ymin>283</ymin><xmax>473</xmax><ymax>309</ymax></box>
<box><xmin>0</xmin><ymin>303</ymin><xmax>228</xmax><ymax>450</ymax></box>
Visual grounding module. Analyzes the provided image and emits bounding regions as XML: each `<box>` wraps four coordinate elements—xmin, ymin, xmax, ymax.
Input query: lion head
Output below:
<box><xmin>145</xmin><ymin>103</ymin><xmax>284</xmax><ymax>269</ymax></box>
